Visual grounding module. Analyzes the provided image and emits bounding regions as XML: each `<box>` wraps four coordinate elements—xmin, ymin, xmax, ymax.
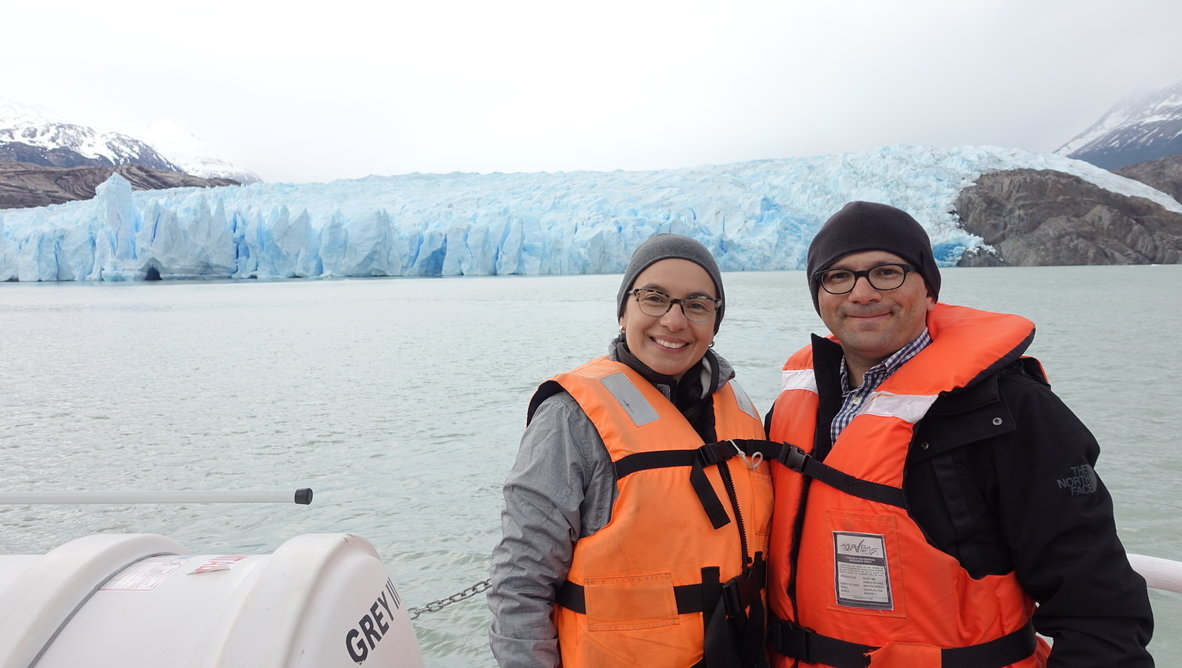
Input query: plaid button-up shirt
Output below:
<box><xmin>830</xmin><ymin>328</ymin><xmax>932</xmax><ymax>444</ymax></box>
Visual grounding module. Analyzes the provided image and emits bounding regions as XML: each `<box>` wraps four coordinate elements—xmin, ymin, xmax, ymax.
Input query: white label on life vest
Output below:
<box><xmin>832</xmin><ymin>531</ymin><xmax>893</xmax><ymax>610</ymax></box>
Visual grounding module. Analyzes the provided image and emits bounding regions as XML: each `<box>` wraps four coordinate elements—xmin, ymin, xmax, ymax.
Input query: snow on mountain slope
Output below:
<box><xmin>132</xmin><ymin>120</ymin><xmax>260</xmax><ymax>184</ymax></box>
<box><xmin>0</xmin><ymin>98</ymin><xmax>178</xmax><ymax>170</ymax></box>
<box><xmin>0</xmin><ymin>98</ymin><xmax>256</xmax><ymax>181</ymax></box>
<box><xmin>1057</xmin><ymin>80</ymin><xmax>1182</xmax><ymax>169</ymax></box>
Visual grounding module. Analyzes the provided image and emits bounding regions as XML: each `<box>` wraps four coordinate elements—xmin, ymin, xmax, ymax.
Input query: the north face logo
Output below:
<box><xmin>1056</xmin><ymin>464</ymin><xmax>1098</xmax><ymax>496</ymax></box>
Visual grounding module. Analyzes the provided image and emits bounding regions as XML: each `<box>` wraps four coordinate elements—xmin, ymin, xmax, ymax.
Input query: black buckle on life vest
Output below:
<box><xmin>767</xmin><ymin>617</ymin><xmax>872</xmax><ymax>668</ymax></box>
<box><xmin>722</xmin><ymin>553</ymin><xmax>766</xmax><ymax>617</ymax></box>
<box><xmin>778</xmin><ymin>443</ymin><xmax>809</xmax><ymax>473</ymax></box>
<box><xmin>721</xmin><ymin>579</ymin><xmax>745</xmax><ymax>618</ymax></box>
<box><xmin>696</xmin><ymin>441</ymin><xmax>731</xmax><ymax>467</ymax></box>
<box><xmin>703</xmin><ymin>558</ymin><xmax>769</xmax><ymax>668</ymax></box>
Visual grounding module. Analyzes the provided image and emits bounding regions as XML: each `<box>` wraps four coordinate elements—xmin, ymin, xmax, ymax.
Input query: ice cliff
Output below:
<box><xmin>2</xmin><ymin>144</ymin><xmax>1176</xmax><ymax>282</ymax></box>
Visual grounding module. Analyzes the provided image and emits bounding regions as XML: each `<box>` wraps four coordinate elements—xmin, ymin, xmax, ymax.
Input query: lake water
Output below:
<box><xmin>1</xmin><ymin>265</ymin><xmax>1179</xmax><ymax>665</ymax></box>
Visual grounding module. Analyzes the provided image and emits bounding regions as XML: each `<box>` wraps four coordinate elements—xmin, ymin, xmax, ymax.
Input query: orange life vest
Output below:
<box><xmin>766</xmin><ymin>304</ymin><xmax>1050</xmax><ymax>668</ymax></box>
<box><xmin>549</xmin><ymin>356</ymin><xmax>772</xmax><ymax>667</ymax></box>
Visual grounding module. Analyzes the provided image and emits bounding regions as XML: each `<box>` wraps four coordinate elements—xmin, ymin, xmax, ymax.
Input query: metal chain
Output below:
<box><xmin>408</xmin><ymin>578</ymin><xmax>492</xmax><ymax>620</ymax></box>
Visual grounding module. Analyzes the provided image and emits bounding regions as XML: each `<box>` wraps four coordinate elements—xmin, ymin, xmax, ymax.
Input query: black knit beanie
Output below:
<box><xmin>617</xmin><ymin>233</ymin><xmax>725</xmax><ymax>332</ymax></box>
<box><xmin>806</xmin><ymin>201</ymin><xmax>941</xmax><ymax>312</ymax></box>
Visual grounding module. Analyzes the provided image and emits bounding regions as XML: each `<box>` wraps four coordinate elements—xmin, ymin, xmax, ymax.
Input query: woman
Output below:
<box><xmin>488</xmin><ymin>233</ymin><xmax>772</xmax><ymax>668</ymax></box>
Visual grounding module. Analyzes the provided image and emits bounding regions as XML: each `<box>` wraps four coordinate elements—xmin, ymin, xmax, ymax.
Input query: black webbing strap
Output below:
<box><xmin>702</xmin><ymin>558</ymin><xmax>769</xmax><ymax>668</ymax></box>
<box><xmin>731</xmin><ymin>555</ymin><xmax>768</xmax><ymax>668</ymax></box>
<box><xmin>612</xmin><ymin>437</ymin><xmax>907</xmax><ymax>528</ymax></box>
<box><xmin>767</xmin><ymin>615</ymin><xmax>1038</xmax><ymax>668</ymax></box>
<box><xmin>613</xmin><ymin>442</ymin><xmax>736</xmax><ymax>479</ymax></box>
<box><xmin>700</xmin><ymin>567</ymin><xmax>733</xmax><ymax>667</ymax></box>
<box><xmin>556</xmin><ymin>559</ymin><xmax>766</xmax><ymax>618</ymax></box>
<box><xmin>614</xmin><ymin>442</ymin><xmax>742</xmax><ymax>529</ymax></box>
<box><xmin>767</xmin><ymin>616</ymin><xmax>874</xmax><ymax>668</ymax></box>
<box><xmin>561</xmin><ymin>560</ymin><xmax>769</xmax><ymax>668</ymax></box>
<box><xmin>941</xmin><ymin>620</ymin><xmax>1037</xmax><ymax>666</ymax></box>
<box><xmin>751</xmin><ymin>439</ymin><xmax>906</xmax><ymax>508</ymax></box>
<box><xmin>557</xmin><ymin>579</ymin><xmax>712</xmax><ymax>615</ymax></box>
<box><xmin>691</xmin><ymin>459</ymin><xmax>732</xmax><ymax>529</ymax></box>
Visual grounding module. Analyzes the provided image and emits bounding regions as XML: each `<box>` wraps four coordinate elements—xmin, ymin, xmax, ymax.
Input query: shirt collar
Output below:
<box><xmin>840</xmin><ymin>327</ymin><xmax>933</xmax><ymax>394</ymax></box>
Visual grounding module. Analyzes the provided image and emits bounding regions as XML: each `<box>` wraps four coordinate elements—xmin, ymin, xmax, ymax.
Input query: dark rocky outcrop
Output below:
<box><xmin>0</xmin><ymin>141</ymin><xmax>122</xmax><ymax>169</ymax></box>
<box><xmin>955</xmin><ymin>168</ymin><xmax>1182</xmax><ymax>266</ymax></box>
<box><xmin>0</xmin><ymin>161</ymin><xmax>239</xmax><ymax>209</ymax></box>
<box><xmin>1114</xmin><ymin>154</ymin><xmax>1182</xmax><ymax>203</ymax></box>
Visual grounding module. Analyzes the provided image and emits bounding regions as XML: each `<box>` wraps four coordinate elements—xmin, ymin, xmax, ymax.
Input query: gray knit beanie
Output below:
<box><xmin>616</xmin><ymin>233</ymin><xmax>725</xmax><ymax>332</ymax></box>
<box><xmin>806</xmin><ymin>201</ymin><xmax>941</xmax><ymax>312</ymax></box>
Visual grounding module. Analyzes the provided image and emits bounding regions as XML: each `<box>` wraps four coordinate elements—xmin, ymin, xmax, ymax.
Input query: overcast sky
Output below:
<box><xmin>7</xmin><ymin>0</ymin><xmax>1181</xmax><ymax>183</ymax></box>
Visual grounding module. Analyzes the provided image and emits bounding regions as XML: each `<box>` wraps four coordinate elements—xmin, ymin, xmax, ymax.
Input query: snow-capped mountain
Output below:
<box><xmin>0</xmin><ymin>98</ymin><xmax>179</xmax><ymax>171</ymax></box>
<box><xmin>1056</xmin><ymin>80</ymin><xmax>1182</xmax><ymax>169</ymax></box>
<box><xmin>132</xmin><ymin>119</ymin><xmax>260</xmax><ymax>184</ymax></box>
<box><xmin>0</xmin><ymin>98</ymin><xmax>257</xmax><ymax>183</ymax></box>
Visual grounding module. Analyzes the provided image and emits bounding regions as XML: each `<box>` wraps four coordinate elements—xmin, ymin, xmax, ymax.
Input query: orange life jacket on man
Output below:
<box><xmin>546</xmin><ymin>356</ymin><xmax>772</xmax><ymax>667</ymax></box>
<box><xmin>766</xmin><ymin>304</ymin><xmax>1051</xmax><ymax>668</ymax></box>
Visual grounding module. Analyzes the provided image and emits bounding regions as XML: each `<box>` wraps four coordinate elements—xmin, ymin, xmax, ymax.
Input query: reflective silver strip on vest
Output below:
<box><xmin>728</xmin><ymin>379</ymin><xmax>760</xmax><ymax>421</ymax></box>
<box><xmin>863</xmin><ymin>392</ymin><xmax>938</xmax><ymax>424</ymax></box>
<box><xmin>780</xmin><ymin>368</ymin><xmax>818</xmax><ymax>394</ymax></box>
<box><xmin>600</xmin><ymin>372</ymin><xmax>660</xmax><ymax>426</ymax></box>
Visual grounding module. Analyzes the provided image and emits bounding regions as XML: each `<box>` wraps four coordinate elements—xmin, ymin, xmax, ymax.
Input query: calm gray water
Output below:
<box><xmin>1</xmin><ymin>265</ymin><xmax>1179</xmax><ymax>664</ymax></box>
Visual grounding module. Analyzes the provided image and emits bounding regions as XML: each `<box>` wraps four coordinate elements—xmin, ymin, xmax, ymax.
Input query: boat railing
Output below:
<box><xmin>2</xmin><ymin>492</ymin><xmax>1178</xmax><ymax>597</ymax></box>
<box><xmin>1128</xmin><ymin>553</ymin><xmax>1182</xmax><ymax>594</ymax></box>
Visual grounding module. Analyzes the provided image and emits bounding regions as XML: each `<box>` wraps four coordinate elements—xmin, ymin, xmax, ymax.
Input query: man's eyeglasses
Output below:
<box><xmin>815</xmin><ymin>263</ymin><xmax>915</xmax><ymax>295</ymax></box>
<box><xmin>626</xmin><ymin>289</ymin><xmax>721</xmax><ymax>323</ymax></box>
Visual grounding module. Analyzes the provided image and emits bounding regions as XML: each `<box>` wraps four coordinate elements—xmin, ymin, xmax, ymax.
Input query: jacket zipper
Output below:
<box><xmin>717</xmin><ymin>461</ymin><xmax>751</xmax><ymax>567</ymax></box>
<box><xmin>786</xmin><ymin>477</ymin><xmax>811</xmax><ymax>621</ymax></box>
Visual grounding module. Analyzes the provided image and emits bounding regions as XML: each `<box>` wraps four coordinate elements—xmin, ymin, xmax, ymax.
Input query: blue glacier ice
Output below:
<box><xmin>1</xmin><ymin>144</ymin><xmax>1178</xmax><ymax>282</ymax></box>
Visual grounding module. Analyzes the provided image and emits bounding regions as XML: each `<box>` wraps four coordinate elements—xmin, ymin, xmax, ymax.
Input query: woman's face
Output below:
<box><xmin>619</xmin><ymin>258</ymin><xmax>718</xmax><ymax>380</ymax></box>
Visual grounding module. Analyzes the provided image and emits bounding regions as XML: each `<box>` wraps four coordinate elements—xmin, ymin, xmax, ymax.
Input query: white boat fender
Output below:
<box><xmin>346</xmin><ymin>578</ymin><xmax>407</xmax><ymax>662</ymax></box>
<box><xmin>0</xmin><ymin>532</ymin><xmax>424</xmax><ymax>668</ymax></box>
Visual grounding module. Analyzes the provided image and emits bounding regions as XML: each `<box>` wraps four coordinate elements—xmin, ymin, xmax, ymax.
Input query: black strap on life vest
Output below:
<box><xmin>744</xmin><ymin>439</ymin><xmax>906</xmax><ymax>508</ymax></box>
<box><xmin>613</xmin><ymin>438</ymin><xmax>905</xmax><ymax>527</ymax></box>
<box><xmin>557</xmin><ymin>578</ymin><xmax>710</xmax><ymax>615</ymax></box>
<box><xmin>556</xmin><ymin>558</ymin><xmax>764</xmax><ymax>617</ymax></box>
<box><xmin>613</xmin><ymin>441</ymin><xmax>751</xmax><ymax>530</ymax></box>
<box><xmin>558</xmin><ymin>554</ymin><xmax>768</xmax><ymax>668</ymax></box>
<box><xmin>699</xmin><ymin>554</ymin><xmax>769</xmax><ymax>668</ymax></box>
<box><xmin>767</xmin><ymin>615</ymin><xmax>1037</xmax><ymax>668</ymax></box>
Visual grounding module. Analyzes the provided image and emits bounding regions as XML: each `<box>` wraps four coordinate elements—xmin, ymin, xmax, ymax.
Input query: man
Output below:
<box><xmin>764</xmin><ymin>201</ymin><xmax>1153</xmax><ymax>667</ymax></box>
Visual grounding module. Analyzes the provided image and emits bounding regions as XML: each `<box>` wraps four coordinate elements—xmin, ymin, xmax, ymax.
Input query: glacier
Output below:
<box><xmin>2</xmin><ymin>144</ymin><xmax>1178</xmax><ymax>283</ymax></box>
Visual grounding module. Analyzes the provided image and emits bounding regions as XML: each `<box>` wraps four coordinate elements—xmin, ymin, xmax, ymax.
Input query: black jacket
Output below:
<box><xmin>768</xmin><ymin>335</ymin><xmax>1154</xmax><ymax>667</ymax></box>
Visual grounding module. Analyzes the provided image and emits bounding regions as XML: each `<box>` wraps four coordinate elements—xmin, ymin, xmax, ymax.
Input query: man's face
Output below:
<box><xmin>816</xmin><ymin>250</ymin><xmax>935</xmax><ymax>377</ymax></box>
